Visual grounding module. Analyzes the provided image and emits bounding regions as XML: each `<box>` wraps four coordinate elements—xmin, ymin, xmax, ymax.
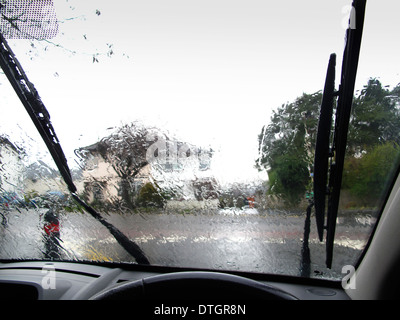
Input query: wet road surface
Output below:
<box><xmin>0</xmin><ymin>207</ymin><xmax>375</xmax><ymax>280</ymax></box>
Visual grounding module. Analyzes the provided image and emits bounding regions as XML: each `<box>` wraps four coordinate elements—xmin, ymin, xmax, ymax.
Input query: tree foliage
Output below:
<box><xmin>348</xmin><ymin>78</ymin><xmax>400</xmax><ymax>154</ymax></box>
<box><xmin>256</xmin><ymin>91</ymin><xmax>322</xmax><ymax>206</ymax></box>
<box><xmin>257</xmin><ymin>79</ymin><xmax>400</xmax><ymax>207</ymax></box>
<box><xmin>344</xmin><ymin>79</ymin><xmax>400</xmax><ymax>205</ymax></box>
<box><xmin>342</xmin><ymin>142</ymin><xmax>400</xmax><ymax>205</ymax></box>
<box><xmin>136</xmin><ymin>182</ymin><xmax>165</xmax><ymax>208</ymax></box>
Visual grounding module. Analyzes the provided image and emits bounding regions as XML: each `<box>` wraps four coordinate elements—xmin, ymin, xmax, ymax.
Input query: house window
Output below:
<box><xmin>92</xmin><ymin>182</ymin><xmax>104</xmax><ymax>202</ymax></box>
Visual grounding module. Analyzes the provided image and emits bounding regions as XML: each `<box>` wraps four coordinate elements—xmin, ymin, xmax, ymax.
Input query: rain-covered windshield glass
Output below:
<box><xmin>1</xmin><ymin>0</ymin><xmax>400</xmax><ymax>280</ymax></box>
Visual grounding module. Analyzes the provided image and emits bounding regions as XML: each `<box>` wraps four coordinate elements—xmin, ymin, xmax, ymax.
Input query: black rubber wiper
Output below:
<box><xmin>0</xmin><ymin>34</ymin><xmax>76</xmax><ymax>194</ymax></box>
<box><xmin>313</xmin><ymin>0</ymin><xmax>366</xmax><ymax>268</ymax></box>
<box><xmin>314</xmin><ymin>53</ymin><xmax>336</xmax><ymax>243</ymax></box>
<box><xmin>0</xmin><ymin>33</ymin><xmax>149</xmax><ymax>265</ymax></box>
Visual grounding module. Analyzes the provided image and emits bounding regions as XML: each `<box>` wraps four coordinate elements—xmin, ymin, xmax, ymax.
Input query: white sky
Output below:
<box><xmin>1</xmin><ymin>0</ymin><xmax>400</xmax><ymax>184</ymax></box>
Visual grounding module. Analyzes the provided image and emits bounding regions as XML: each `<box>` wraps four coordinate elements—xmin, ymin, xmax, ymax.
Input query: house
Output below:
<box><xmin>76</xmin><ymin>135</ymin><xmax>216</xmax><ymax>208</ymax></box>
<box><xmin>75</xmin><ymin>142</ymin><xmax>151</xmax><ymax>205</ymax></box>
<box><xmin>0</xmin><ymin>136</ymin><xmax>25</xmax><ymax>196</ymax></box>
<box><xmin>24</xmin><ymin>160</ymin><xmax>68</xmax><ymax>195</ymax></box>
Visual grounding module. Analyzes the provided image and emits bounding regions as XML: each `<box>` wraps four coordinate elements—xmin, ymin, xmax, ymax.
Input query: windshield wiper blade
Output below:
<box><xmin>313</xmin><ymin>0</ymin><xmax>366</xmax><ymax>268</ymax></box>
<box><xmin>0</xmin><ymin>33</ymin><xmax>76</xmax><ymax>194</ymax></box>
<box><xmin>314</xmin><ymin>53</ymin><xmax>336</xmax><ymax>243</ymax></box>
<box><xmin>0</xmin><ymin>33</ymin><xmax>150</xmax><ymax>265</ymax></box>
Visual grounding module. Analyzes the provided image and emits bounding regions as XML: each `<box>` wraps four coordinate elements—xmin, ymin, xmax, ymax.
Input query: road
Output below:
<box><xmin>0</xmin><ymin>207</ymin><xmax>375</xmax><ymax>280</ymax></box>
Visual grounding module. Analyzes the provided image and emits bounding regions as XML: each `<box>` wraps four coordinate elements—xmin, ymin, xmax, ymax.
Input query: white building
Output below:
<box><xmin>0</xmin><ymin>136</ymin><xmax>25</xmax><ymax>195</ymax></box>
<box><xmin>76</xmin><ymin>138</ymin><xmax>217</xmax><ymax>208</ymax></box>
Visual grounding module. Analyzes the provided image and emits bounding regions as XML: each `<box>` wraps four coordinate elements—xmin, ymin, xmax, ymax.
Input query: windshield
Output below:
<box><xmin>1</xmin><ymin>0</ymin><xmax>399</xmax><ymax>281</ymax></box>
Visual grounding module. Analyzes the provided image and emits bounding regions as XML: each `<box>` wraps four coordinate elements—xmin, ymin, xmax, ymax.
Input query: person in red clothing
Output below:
<box><xmin>247</xmin><ymin>196</ymin><xmax>255</xmax><ymax>208</ymax></box>
<box><xmin>44</xmin><ymin>218</ymin><xmax>60</xmax><ymax>236</ymax></box>
<box><xmin>43</xmin><ymin>208</ymin><xmax>61</xmax><ymax>260</ymax></box>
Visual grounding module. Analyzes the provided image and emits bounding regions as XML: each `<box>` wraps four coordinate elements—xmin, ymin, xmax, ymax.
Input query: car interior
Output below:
<box><xmin>1</xmin><ymin>0</ymin><xmax>400</xmax><ymax>303</ymax></box>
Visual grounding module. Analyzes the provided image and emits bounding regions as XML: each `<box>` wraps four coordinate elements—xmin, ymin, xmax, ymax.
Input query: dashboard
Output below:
<box><xmin>0</xmin><ymin>260</ymin><xmax>350</xmax><ymax>300</ymax></box>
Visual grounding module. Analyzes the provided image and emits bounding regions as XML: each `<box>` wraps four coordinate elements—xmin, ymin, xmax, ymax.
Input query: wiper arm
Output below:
<box><xmin>313</xmin><ymin>0</ymin><xmax>366</xmax><ymax>268</ymax></box>
<box><xmin>0</xmin><ymin>33</ymin><xmax>150</xmax><ymax>265</ymax></box>
<box><xmin>0</xmin><ymin>33</ymin><xmax>76</xmax><ymax>194</ymax></box>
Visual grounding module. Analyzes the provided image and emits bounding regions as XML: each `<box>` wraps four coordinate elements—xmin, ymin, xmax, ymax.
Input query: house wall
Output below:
<box><xmin>0</xmin><ymin>142</ymin><xmax>25</xmax><ymax>194</ymax></box>
<box><xmin>24</xmin><ymin>176</ymin><xmax>66</xmax><ymax>194</ymax></box>
<box><xmin>79</xmin><ymin>154</ymin><xmax>151</xmax><ymax>204</ymax></box>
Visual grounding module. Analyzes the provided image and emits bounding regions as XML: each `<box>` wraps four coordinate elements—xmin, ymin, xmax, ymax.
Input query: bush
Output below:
<box><xmin>136</xmin><ymin>182</ymin><xmax>165</xmax><ymax>208</ymax></box>
<box><xmin>342</xmin><ymin>142</ymin><xmax>400</xmax><ymax>206</ymax></box>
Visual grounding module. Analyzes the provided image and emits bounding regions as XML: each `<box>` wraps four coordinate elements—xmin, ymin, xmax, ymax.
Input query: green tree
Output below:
<box><xmin>267</xmin><ymin>151</ymin><xmax>310</xmax><ymax>206</ymax></box>
<box><xmin>342</xmin><ymin>142</ymin><xmax>400</xmax><ymax>206</ymax></box>
<box><xmin>341</xmin><ymin>79</ymin><xmax>400</xmax><ymax>207</ymax></box>
<box><xmin>257</xmin><ymin>91</ymin><xmax>322</xmax><ymax>206</ymax></box>
<box><xmin>348</xmin><ymin>78</ymin><xmax>400</xmax><ymax>154</ymax></box>
<box><xmin>257</xmin><ymin>79</ymin><xmax>400</xmax><ymax>208</ymax></box>
<box><xmin>136</xmin><ymin>182</ymin><xmax>165</xmax><ymax>208</ymax></box>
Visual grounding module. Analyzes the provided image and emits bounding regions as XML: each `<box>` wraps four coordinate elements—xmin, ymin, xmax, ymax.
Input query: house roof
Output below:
<box><xmin>0</xmin><ymin>136</ymin><xmax>21</xmax><ymax>154</ymax></box>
